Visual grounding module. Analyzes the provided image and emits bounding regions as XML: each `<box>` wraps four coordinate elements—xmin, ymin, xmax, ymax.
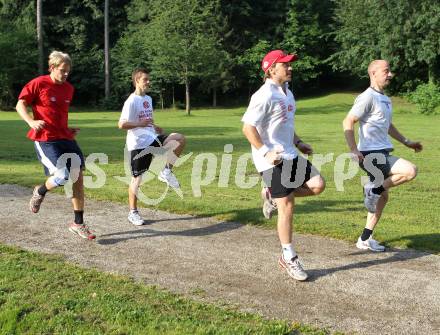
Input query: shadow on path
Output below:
<box><xmin>307</xmin><ymin>249</ymin><xmax>428</xmax><ymax>281</ymax></box>
<box><xmin>97</xmin><ymin>221</ymin><xmax>243</xmax><ymax>245</ymax></box>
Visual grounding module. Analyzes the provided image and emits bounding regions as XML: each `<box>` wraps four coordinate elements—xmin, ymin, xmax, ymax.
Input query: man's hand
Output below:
<box><xmin>138</xmin><ymin>119</ymin><xmax>153</xmax><ymax>127</ymax></box>
<box><xmin>28</xmin><ymin>120</ymin><xmax>46</xmax><ymax>131</ymax></box>
<box><xmin>154</xmin><ymin>125</ymin><xmax>164</xmax><ymax>134</ymax></box>
<box><xmin>265</xmin><ymin>149</ymin><xmax>283</xmax><ymax>165</ymax></box>
<box><xmin>405</xmin><ymin>140</ymin><xmax>423</xmax><ymax>153</ymax></box>
<box><xmin>297</xmin><ymin>142</ymin><xmax>313</xmax><ymax>155</ymax></box>
<box><xmin>350</xmin><ymin>148</ymin><xmax>364</xmax><ymax>162</ymax></box>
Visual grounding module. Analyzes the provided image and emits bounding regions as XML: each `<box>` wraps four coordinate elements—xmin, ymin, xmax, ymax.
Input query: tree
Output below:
<box><xmin>37</xmin><ymin>0</ymin><xmax>43</xmax><ymax>74</ymax></box>
<box><xmin>238</xmin><ymin>40</ymin><xmax>271</xmax><ymax>99</ymax></box>
<box><xmin>104</xmin><ymin>0</ymin><xmax>110</xmax><ymax>100</ymax></box>
<box><xmin>281</xmin><ymin>0</ymin><xmax>336</xmax><ymax>89</ymax></box>
<box><xmin>0</xmin><ymin>0</ymin><xmax>37</xmax><ymax>109</ymax></box>
<box><xmin>331</xmin><ymin>0</ymin><xmax>440</xmax><ymax>91</ymax></box>
<box><xmin>146</xmin><ymin>0</ymin><xmax>225</xmax><ymax>115</ymax></box>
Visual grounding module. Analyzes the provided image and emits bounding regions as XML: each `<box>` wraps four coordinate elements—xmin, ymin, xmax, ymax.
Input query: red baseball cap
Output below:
<box><xmin>261</xmin><ymin>50</ymin><xmax>298</xmax><ymax>73</ymax></box>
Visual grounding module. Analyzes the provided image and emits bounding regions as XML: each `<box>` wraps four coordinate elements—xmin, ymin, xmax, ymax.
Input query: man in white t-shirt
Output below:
<box><xmin>242</xmin><ymin>50</ymin><xmax>326</xmax><ymax>281</ymax></box>
<box><xmin>118</xmin><ymin>68</ymin><xmax>186</xmax><ymax>226</ymax></box>
<box><xmin>343</xmin><ymin>60</ymin><xmax>423</xmax><ymax>251</ymax></box>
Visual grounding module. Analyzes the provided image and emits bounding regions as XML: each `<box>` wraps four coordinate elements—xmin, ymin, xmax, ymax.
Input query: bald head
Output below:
<box><xmin>368</xmin><ymin>60</ymin><xmax>393</xmax><ymax>91</ymax></box>
<box><xmin>368</xmin><ymin>60</ymin><xmax>389</xmax><ymax>77</ymax></box>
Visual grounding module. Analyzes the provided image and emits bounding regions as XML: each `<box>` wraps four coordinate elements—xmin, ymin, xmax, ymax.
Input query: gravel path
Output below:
<box><xmin>1</xmin><ymin>184</ymin><xmax>439</xmax><ymax>334</ymax></box>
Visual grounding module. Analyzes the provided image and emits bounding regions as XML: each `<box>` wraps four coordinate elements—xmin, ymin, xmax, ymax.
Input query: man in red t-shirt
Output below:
<box><xmin>16</xmin><ymin>50</ymin><xmax>95</xmax><ymax>240</ymax></box>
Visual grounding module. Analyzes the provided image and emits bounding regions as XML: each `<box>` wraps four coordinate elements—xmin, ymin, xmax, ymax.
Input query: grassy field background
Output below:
<box><xmin>1</xmin><ymin>93</ymin><xmax>439</xmax><ymax>253</ymax></box>
<box><xmin>1</xmin><ymin>92</ymin><xmax>438</xmax><ymax>334</ymax></box>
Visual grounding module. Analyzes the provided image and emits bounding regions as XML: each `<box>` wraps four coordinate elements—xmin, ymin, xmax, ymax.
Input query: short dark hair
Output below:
<box><xmin>131</xmin><ymin>68</ymin><xmax>149</xmax><ymax>87</ymax></box>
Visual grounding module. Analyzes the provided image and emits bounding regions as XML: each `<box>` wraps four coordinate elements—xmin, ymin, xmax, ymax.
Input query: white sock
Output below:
<box><xmin>130</xmin><ymin>209</ymin><xmax>138</xmax><ymax>214</ymax></box>
<box><xmin>281</xmin><ymin>243</ymin><xmax>297</xmax><ymax>260</ymax></box>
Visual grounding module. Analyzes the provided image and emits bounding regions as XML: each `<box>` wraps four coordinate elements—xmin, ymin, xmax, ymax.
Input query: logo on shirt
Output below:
<box><xmin>139</xmin><ymin>109</ymin><xmax>153</xmax><ymax>121</ymax></box>
<box><xmin>288</xmin><ymin>104</ymin><xmax>293</xmax><ymax>112</ymax></box>
<box><xmin>50</xmin><ymin>97</ymin><xmax>56</xmax><ymax>102</ymax></box>
<box><xmin>143</xmin><ymin>101</ymin><xmax>150</xmax><ymax>109</ymax></box>
<box><xmin>279</xmin><ymin>101</ymin><xmax>287</xmax><ymax>112</ymax></box>
<box><xmin>65</xmin><ymin>100</ymin><xmax>70</xmax><ymax>103</ymax></box>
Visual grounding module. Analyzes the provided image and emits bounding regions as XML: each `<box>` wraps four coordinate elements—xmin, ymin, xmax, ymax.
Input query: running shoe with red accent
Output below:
<box><xmin>279</xmin><ymin>254</ymin><xmax>308</xmax><ymax>281</ymax></box>
<box><xmin>68</xmin><ymin>222</ymin><xmax>96</xmax><ymax>240</ymax></box>
<box><xmin>29</xmin><ymin>185</ymin><xmax>45</xmax><ymax>213</ymax></box>
<box><xmin>261</xmin><ymin>187</ymin><xmax>277</xmax><ymax>219</ymax></box>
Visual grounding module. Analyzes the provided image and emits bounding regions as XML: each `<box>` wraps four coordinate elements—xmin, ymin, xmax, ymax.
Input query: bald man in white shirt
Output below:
<box><xmin>343</xmin><ymin>60</ymin><xmax>423</xmax><ymax>252</ymax></box>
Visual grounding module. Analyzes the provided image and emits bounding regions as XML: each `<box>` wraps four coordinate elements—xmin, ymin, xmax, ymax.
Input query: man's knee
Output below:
<box><xmin>406</xmin><ymin>165</ymin><xmax>418</xmax><ymax>181</ymax></box>
<box><xmin>274</xmin><ymin>195</ymin><xmax>294</xmax><ymax>212</ymax></box>
<box><xmin>165</xmin><ymin>133</ymin><xmax>185</xmax><ymax>148</ymax></box>
<box><xmin>175</xmin><ymin>133</ymin><xmax>186</xmax><ymax>146</ymax></box>
<box><xmin>51</xmin><ymin>167</ymin><xmax>70</xmax><ymax>186</ymax></box>
<box><xmin>309</xmin><ymin>175</ymin><xmax>326</xmax><ymax>195</ymax></box>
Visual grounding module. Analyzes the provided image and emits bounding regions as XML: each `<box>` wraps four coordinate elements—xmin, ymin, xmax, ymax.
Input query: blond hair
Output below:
<box><xmin>48</xmin><ymin>51</ymin><xmax>72</xmax><ymax>69</ymax></box>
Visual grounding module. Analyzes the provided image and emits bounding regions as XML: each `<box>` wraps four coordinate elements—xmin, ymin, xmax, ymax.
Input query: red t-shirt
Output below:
<box><xmin>18</xmin><ymin>75</ymin><xmax>75</xmax><ymax>141</ymax></box>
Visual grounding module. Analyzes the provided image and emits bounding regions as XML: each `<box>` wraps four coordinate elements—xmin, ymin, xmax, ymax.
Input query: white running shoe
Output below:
<box><xmin>356</xmin><ymin>236</ymin><xmax>385</xmax><ymax>252</ymax></box>
<box><xmin>128</xmin><ymin>211</ymin><xmax>145</xmax><ymax>226</ymax></box>
<box><xmin>158</xmin><ymin>168</ymin><xmax>180</xmax><ymax>189</ymax></box>
<box><xmin>261</xmin><ymin>187</ymin><xmax>277</xmax><ymax>219</ymax></box>
<box><xmin>363</xmin><ymin>182</ymin><xmax>381</xmax><ymax>213</ymax></box>
<box><xmin>279</xmin><ymin>255</ymin><xmax>308</xmax><ymax>281</ymax></box>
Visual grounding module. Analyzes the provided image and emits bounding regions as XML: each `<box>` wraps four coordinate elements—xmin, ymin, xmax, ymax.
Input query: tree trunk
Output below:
<box><xmin>185</xmin><ymin>78</ymin><xmax>191</xmax><ymax>116</ymax></box>
<box><xmin>428</xmin><ymin>57</ymin><xmax>440</xmax><ymax>85</ymax></box>
<box><xmin>212</xmin><ymin>87</ymin><xmax>217</xmax><ymax>107</ymax></box>
<box><xmin>104</xmin><ymin>0</ymin><xmax>110</xmax><ymax>100</ymax></box>
<box><xmin>160</xmin><ymin>90</ymin><xmax>164</xmax><ymax>110</ymax></box>
<box><xmin>172</xmin><ymin>85</ymin><xmax>175</xmax><ymax>109</ymax></box>
<box><xmin>37</xmin><ymin>0</ymin><xmax>44</xmax><ymax>75</ymax></box>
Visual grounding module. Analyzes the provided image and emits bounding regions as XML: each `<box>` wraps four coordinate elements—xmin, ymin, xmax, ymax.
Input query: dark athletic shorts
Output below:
<box><xmin>359</xmin><ymin>149</ymin><xmax>398</xmax><ymax>184</ymax></box>
<box><xmin>261</xmin><ymin>156</ymin><xmax>319</xmax><ymax>198</ymax></box>
<box><xmin>34</xmin><ymin>139</ymin><xmax>85</xmax><ymax>176</ymax></box>
<box><xmin>130</xmin><ymin>134</ymin><xmax>168</xmax><ymax>177</ymax></box>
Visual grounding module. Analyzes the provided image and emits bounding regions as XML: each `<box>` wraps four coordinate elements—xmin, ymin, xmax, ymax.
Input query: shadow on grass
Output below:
<box><xmin>97</xmin><ymin>221</ymin><xmax>243</xmax><ymax>245</ymax></box>
<box><xmin>383</xmin><ymin>234</ymin><xmax>440</xmax><ymax>254</ymax></box>
<box><xmin>307</xmin><ymin>248</ymin><xmax>430</xmax><ymax>282</ymax></box>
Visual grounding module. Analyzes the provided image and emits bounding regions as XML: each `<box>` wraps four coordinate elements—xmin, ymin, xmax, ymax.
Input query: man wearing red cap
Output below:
<box><xmin>242</xmin><ymin>50</ymin><xmax>325</xmax><ymax>281</ymax></box>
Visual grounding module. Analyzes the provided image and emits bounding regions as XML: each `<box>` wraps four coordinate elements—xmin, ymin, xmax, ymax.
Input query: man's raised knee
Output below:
<box><xmin>312</xmin><ymin>176</ymin><xmax>326</xmax><ymax>195</ymax></box>
<box><xmin>407</xmin><ymin>165</ymin><xmax>418</xmax><ymax>181</ymax></box>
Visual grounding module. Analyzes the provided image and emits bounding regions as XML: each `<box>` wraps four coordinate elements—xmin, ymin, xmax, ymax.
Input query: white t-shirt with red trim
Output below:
<box><xmin>119</xmin><ymin>93</ymin><xmax>158</xmax><ymax>150</ymax></box>
<box><xmin>242</xmin><ymin>79</ymin><xmax>297</xmax><ymax>172</ymax></box>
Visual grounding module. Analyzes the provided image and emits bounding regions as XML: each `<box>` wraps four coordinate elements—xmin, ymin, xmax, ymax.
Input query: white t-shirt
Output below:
<box><xmin>349</xmin><ymin>87</ymin><xmax>393</xmax><ymax>151</ymax></box>
<box><xmin>119</xmin><ymin>93</ymin><xmax>158</xmax><ymax>150</ymax></box>
<box><xmin>242</xmin><ymin>79</ymin><xmax>297</xmax><ymax>172</ymax></box>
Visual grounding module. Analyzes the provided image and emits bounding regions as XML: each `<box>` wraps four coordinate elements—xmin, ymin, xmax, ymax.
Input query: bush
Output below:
<box><xmin>406</xmin><ymin>83</ymin><xmax>440</xmax><ymax>115</ymax></box>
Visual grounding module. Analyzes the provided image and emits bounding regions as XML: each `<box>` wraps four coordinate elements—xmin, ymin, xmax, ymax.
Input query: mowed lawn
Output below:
<box><xmin>1</xmin><ymin>92</ymin><xmax>439</xmax><ymax>253</ymax></box>
<box><xmin>1</xmin><ymin>93</ymin><xmax>439</xmax><ymax>334</ymax></box>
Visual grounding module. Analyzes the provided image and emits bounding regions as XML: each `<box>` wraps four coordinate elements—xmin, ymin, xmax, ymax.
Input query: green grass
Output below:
<box><xmin>0</xmin><ymin>244</ymin><xmax>338</xmax><ymax>335</ymax></box>
<box><xmin>1</xmin><ymin>92</ymin><xmax>437</xmax><ymax>333</ymax></box>
<box><xmin>1</xmin><ymin>92</ymin><xmax>438</xmax><ymax>253</ymax></box>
